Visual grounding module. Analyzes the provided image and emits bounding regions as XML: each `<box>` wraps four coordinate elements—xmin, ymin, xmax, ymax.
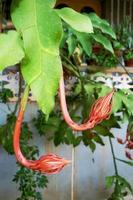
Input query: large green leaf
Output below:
<box><xmin>0</xmin><ymin>31</ymin><xmax>24</xmax><ymax>71</ymax></box>
<box><xmin>66</xmin><ymin>34</ymin><xmax>77</xmax><ymax>55</ymax></box>
<box><xmin>122</xmin><ymin>94</ymin><xmax>133</xmax><ymax>115</ymax></box>
<box><xmin>89</xmin><ymin>13</ymin><xmax>116</xmax><ymax>39</ymax></box>
<box><xmin>75</xmin><ymin>32</ymin><xmax>92</xmax><ymax>56</ymax></box>
<box><xmin>11</xmin><ymin>0</ymin><xmax>63</xmax><ymax>116</ymax></box>
<box><xmin>112</xmin><ymin>91</ymin><xmax>123</xmax><ymax>113</ymax></box>
<box><xmin>91</xmin><ymin>33</ymin><xmax>114</xmax><ymax>53</ymax></box>
<box><xmin>55</xmin><ymin>8</ymin><xmax>93</xmax><ymax>33</ymax></box>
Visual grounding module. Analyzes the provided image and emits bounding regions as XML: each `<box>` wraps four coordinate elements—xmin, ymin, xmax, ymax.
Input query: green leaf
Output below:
<box><xmin>122</xmin><ymin>94</ymin><xmax>133</xmax><ymax>116</ymax></box>
<box><xmin>105</xmin><ymin>176</ymin><xmax>115</xmax><ymax>188</ymax></box>
<box><xmin>88</xmin><ymin>140</ymin><xmax>96</xmax><ymax>152</ymax></box>
<box><xmin>66</xmin><ymin>35</ymin><xmax>77</xmax><ymax>55</ymax></box>
<box><xmin>93</xmin><ymin>134</ymin><xmax>104</xmax><ymax>145</ymax></box>
<box><xmin>75</xmin><ymin>32</ymin><xmax>92</xmax><ymax>56</ymax></box>
<box><xmin>101</xmin><ymin>115</ymin><xmax>121</xmax><ymax>129</ymax></box>
<box><xmin>45</xmin><ymin>0</ymin><xmax>56</xmax><ymax>8</ymax></box>
<box><xmin>116</xmin><ymin>176</ymin><xmax>133</xmax><ymax>195</ymax></box>
<box><xmin>116</xmin><ymin>158</ymin><xmax>133</xmax><ymax>167</ymax></box>
<box><xmin>88</xmin><ymin>13</ymin><xmax>116</xmax><ymax>39</ymax></box>
<box><xmin>55</xmin><ymin>8</ymin><xmax>93</xmax><ymax>33</ymax></box>
<box><xmin>11</xmin><ymin>0</ymin><xmax>63</xmax><ymax>116</ymax></box>
<box><xmin>112</xmin><ymin>91</ymin><xmax>123</xmax><ymax>113</ymax></box>
<box><xmin>0</xmin><ymin>31</ymin><xmax>24</xmax><ymax>71</ymax></box>
<box><xmin>98</xmin><ymin>85</ymin><xmax>112</xmax><ymax>96</ymax></box>
<box><xmin>91</xmin><ymin>33</ymin><xmax>114</xmax><ymax>53</ymax></box>
<box><xmin>94</xmin><ymin>125</ymin><xmax>114</xmax><ymax>137</ymax></box>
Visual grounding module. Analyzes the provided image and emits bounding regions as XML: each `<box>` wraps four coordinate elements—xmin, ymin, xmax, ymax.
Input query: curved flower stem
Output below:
<box><xmin>13</xmin><ymin>68</ymin><xmax>22</xmax><ymax>115</ymax></box>
<box><xmin>59</xmin><ymin>75</ymin><xmax>95</xmax><ymax>131</ymax></box>
<box><xmin>59</xmin><ymin>74</ymin><xmax>114</xmax><ymax>131</ymax></box>
<box><xmin>13</xmin><ymin>85</ymin><xmax>70</xmax><ymax>174</ymax></box>
<box><xmin>13</xmin><ymin>85</ymin><xmax>32</xmax><ymax>167</ymax></box>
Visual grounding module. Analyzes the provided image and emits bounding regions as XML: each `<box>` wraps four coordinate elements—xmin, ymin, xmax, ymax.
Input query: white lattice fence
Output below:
<box><xmin>0</xmin><ymin>70</ymin><xmax>133</xmax><ymax>102</ymax></box>
<box><xmin>91</xmin><ymin>73</ymin><xmax>133</xmax><ymax>89</ymax></box>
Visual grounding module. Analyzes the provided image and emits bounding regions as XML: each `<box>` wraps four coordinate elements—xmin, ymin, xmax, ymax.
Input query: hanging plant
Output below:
<box><xmin>0</xmin><ymin>1</ymin><xmax>133</xmax><ymax>200</ymax></box>
<box><xmin>0</xmin><ymin>0</ymin><xmax>115</xmax><ymax>174</ymax></box>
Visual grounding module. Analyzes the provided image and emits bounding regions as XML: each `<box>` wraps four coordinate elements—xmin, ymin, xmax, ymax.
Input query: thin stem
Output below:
<box><xmin>61</xmin><ymin>53</ymin><xmax>77</xmax><ymax>71</ymax></box>
<box><xmin>118</xmin><ymin>59</ymin><xmax>133</xmax><ymax>83</ymax></box>
<box><xmin>109</xmin><ymin>137</ymin><xmax>119</xmax><ymax>194</ymax></box>
<box><xmin>13</xmin><ymin>69</ymin><xmax>22</xmax><ymax>114</ymax></box>
<box><xmin>109</xmin><ymin>137</ymin><xmax>118</xmax><ymax>176</ymax></box>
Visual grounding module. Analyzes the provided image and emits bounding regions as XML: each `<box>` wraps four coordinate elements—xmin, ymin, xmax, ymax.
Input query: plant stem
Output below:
<box><xmin>109</xmin><ymin>137</ymin><xmax>119</xmax><ymax>194</ymax></box>
<box><xmin>118</xmin><ymin>59</ymin><xmax>133</xmax><ymax>83</ymax></box>
<box><xmin>13</xmin><ymin>69</ymin><xmax>22</xmax><ymax>114</ymax></box>
<box><xmin>109</xmin><ymin>137</ymin><xmax>118</xmax><ymax>176</ymax></box>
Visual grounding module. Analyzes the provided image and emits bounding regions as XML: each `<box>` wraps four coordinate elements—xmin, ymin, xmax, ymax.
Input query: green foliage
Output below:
<box><xmin>88</xmin><ymin>12</ymin><xmax>116</xmax><ymax>39</ymax></box>
<box><xmin>0</xmin><ymin>1</ymin><xmax>116</xmax><ymax>117</ymax></box>
<box><xmin>11</xmin><ymin>0</ymin><xmax>63</xmax><ymax>117</ymax></box>
<box><xmin>125</xmin><ymin>51</ymin><xmax>133</xmax><ymax>60</ymax></box>
<box><xmin>0</xmin><ymin>114</ymin><xmax>16</xmax><ymax>154</ymax></box>
<box><xmin>0</xmin><ymin>88</ymin><xmax>48</xmax><ymax>200</ymax></box>
<box><xmin>115</xmin><ymin>16</ymin><xmax>133</xmax><ymax>51</ymax></box>
<box><xmin>91</xmin><ymin>33</ymin><xmax>114</xmax><ymax>53</ymax></box>
<box><xmin>0</xmin><ymin>31</ymin><xmax>24</xmax><ymax>70</ymax></box>
<box><xmin>75</xmin><ymin>32</ymin><xmax>92</xmax><ymax>56</ymax></box>
<box><xmin>0</xmin><ymin>88</ymin><xmax>13</xmax><ymax>103</ymax></box>
<box><xmin>89</xmin><ymin>50</ymin><xmax>117</xmax><ymax>67</ymax></box>
<box><xmin>0</xmin><ymin>1</ymin><xmax>133</xmax><ymax>199</ymax></box>
<box><xmin>106</xmin><ymin>175</ymin><xmax>133</xmax><ymax>199</ymax></box>
<box><xmin>55</xmin><ymin>7</ymin><xmax>93</xmax><ymax>33</ymax></box>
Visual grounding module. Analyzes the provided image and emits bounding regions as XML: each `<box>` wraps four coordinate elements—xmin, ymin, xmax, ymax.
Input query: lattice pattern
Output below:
<box><xmin>0</xmin><ymin>71</ymin><xmax>34</xmax><ymax>101</ymax></box>
<box><xmin>91</xmin><ymin>73</ymin><xmax>133</xmax><ymax>89</ymax></box>
<box><xmin>0</xmin><ymin>70</ymin><xmax>133</xmax><ymax>101</ymax></box>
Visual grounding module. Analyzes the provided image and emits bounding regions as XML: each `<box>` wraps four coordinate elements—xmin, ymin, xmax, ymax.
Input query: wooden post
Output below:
<box><xmin>111</xmin><ymin>0</ymin><xmax>114</xmax><ymax>25</ymax></box>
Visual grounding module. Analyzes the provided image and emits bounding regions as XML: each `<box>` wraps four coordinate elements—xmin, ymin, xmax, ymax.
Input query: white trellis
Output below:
<box><xmin>91</xmin><ymin>73</ymin><xmax>133</xmax><ymax>89</ymax></box>
<box><xmin>0</xmin><ymin>69</ymin><xmax>133</xmax><ymax>101</ymax></box>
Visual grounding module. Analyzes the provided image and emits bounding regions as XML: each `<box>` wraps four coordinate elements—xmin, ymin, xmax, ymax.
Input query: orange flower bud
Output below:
<box><xmin>125</xmin><ymin>150</ymin><xmax>133</xmax><ymax>160</ymax></box>
<box><xmin>117</xmin><ymin>138</ymin><xmax>126</xmax><ymax>144</ymax></box>
<box><xmin>34</xmin><ymin>154</ymin><xmax>70</xmax><ymax>174</ymax></box>
<box><xmin>88</xmin><ymin>90</ymin><xmax>114</xmax><ymax>125</ymax></box>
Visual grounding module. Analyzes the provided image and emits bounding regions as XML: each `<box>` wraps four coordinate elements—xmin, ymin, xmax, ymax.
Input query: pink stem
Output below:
<box><xmin>59</xmin><ymin>75</ymin><xmax>114</xmax><ymax>131</ymax></box>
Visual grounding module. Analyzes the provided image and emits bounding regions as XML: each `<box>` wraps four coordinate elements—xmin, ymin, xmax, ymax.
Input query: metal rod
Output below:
<box><xmin>71</xmin><ymin>145</ymin><xmax>75</xmax><ymax>200</ymax></box>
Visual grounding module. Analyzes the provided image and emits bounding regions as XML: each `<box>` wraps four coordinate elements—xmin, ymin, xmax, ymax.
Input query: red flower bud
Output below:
<box><xmin>88</xmin><ymin>90</ymin><xmax>114</xmax><ymax>125</ymax></box>
<box><xmin>34</xmin><ymin>154</ymin><xmax>71</xmax><ymax>174</ymax></box>
<box><xmin>13</xmin><ymin>87</ymin><xmax>70</xmax><ymax>175</ymax></box>
<box><xmin>126</xmin><ymin>141</ymin><xmax>133</xmax><ymax>149</ymax></box>
<box><xmin>117</xmin><ymin>138</ymin><xmax>127</xmax><ymax>144</ymax></box>
<box><xmin>125</xmin><ymin>150</ymin><xmax>133</xmax><ymax>160</ymax></box>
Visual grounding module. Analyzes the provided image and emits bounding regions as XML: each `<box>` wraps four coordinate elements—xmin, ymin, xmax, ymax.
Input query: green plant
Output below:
<box><xmin>89</xmin><ymin>50</ymin><xmax>118</xmax><ymax>67</ymax></box>
<box><xmin>61</xmin><ymin>12</ymin><xmax>116</xmax><ymax>63</ymax></box>
<box><xmin>0</xmin><ymin>1</ymin><xmax>133</xmax><ymax>199</ymax></box>
<box><xmin>115</xmin><ymin>16</ymin><xmax>133</xmax><ymax>51</ymax></box>
<box><xmin>115</xmin><ymin>16</ymin><xmax>133</xmax><ymax>63</ymax></box>
<box><xmin>0</xmin><ymin>87</ymin><xmax>48</xmax><ymax>200</ymax></box>
<box><xmin>124</xmin><ymin>51</ymin><xmax>133</xmax><ymax>61</ymax></box>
